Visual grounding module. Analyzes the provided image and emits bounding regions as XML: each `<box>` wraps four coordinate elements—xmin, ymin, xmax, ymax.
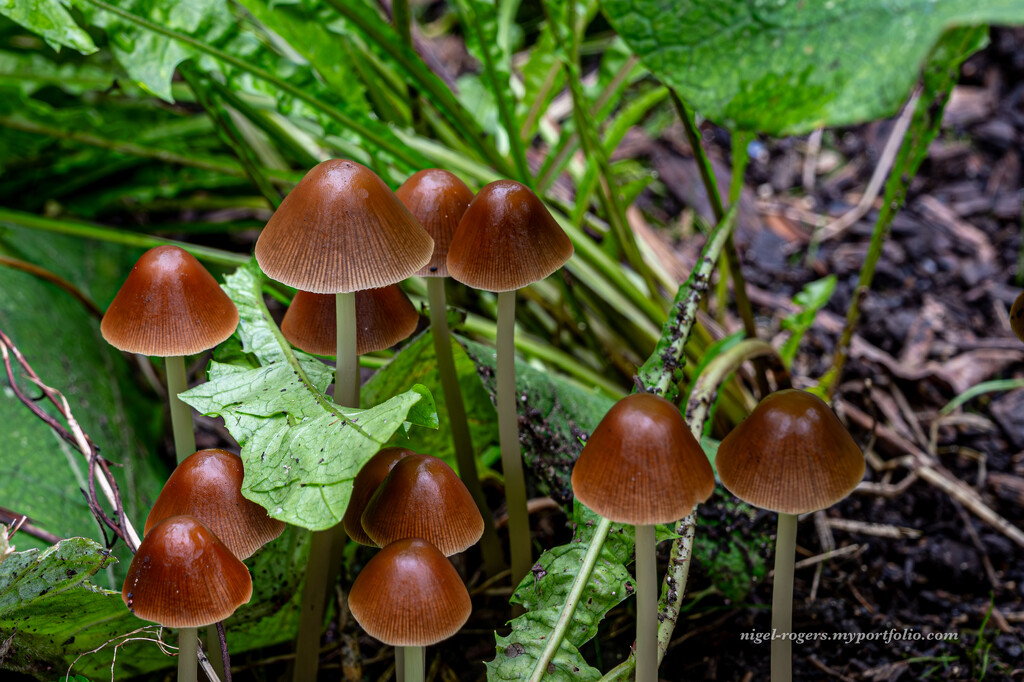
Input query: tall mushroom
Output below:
<box><xmin>716</xmin><ymin>389</ymin><xmax>864</xmax><ymax>682</ymax></box>
<box><xmin>571</xmin><ymin>393</ymin><xmax>715</xmax><ymax>682</ymax></box>
<box><xmin>254</xmin><ymin>159</ymin><xmax>432</xmax><ymax>682</ymax></box>
<box><xmin>101</xmin><ymin>245</ymin><xmax>238</xmax><ymax>463</ymax></box>
<box><xmin>447</xmin><ymin>180</ymin><xmax>573</xmax><ymax>585</ymax></box>
<box><xmin>348</xmin><ymin>538</ymin><xmax>472</xmax><ymax>682</ymax></box>
<box><xmin>123</xmin><ymin>515</ymin><xmax>252</xmax><ymax>682</ymax></box>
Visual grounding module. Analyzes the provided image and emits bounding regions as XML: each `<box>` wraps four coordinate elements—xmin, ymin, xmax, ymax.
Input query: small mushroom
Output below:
<box><xmin>1011</xmin><ymin>290</ymin><xmax>1024</xmax><ymax>343</ymax></box>
<box><xmin>716</xmin><ymin>389</ymin><xmax>864</xmax><ymax>682</ymax></box>
<box><xmin>342</xmin><ymin>447</ymin><xmax>416</xmax><ymax>546</ymax></box>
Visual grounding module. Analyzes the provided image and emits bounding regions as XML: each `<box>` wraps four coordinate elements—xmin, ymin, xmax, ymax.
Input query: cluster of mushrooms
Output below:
<box><xmin>99</xmin><ymin>158</ymin><xmax>868</xmax><ymax>682</ymax></box>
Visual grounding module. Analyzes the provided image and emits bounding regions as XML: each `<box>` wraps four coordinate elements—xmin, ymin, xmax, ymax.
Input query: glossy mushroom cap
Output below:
<box><xmin>446</xmin><ymin>180</ymin><xmax>573</xmax><ymax>292</ymax></box>
<box><xmin>1011</xmin><ymin>291</ymin><xmax>1024</xmax><ymax>343</ymax></box>
<box><xmin>716</xmin><ymin>389</ymin><xmax>865</xmax><ymax>515</ymax></box>
<box><xmin>571</xmin><ymin>393</ymin><xmax>715</xmax><ymax>525</ymax></box>
<box><xmin>122</xmin><ymin>515</ymin><xmax>253</xmax><ymax>628</ymax></box>
<box><xmin>255</xmin><ymin>159</ymin><xmax>433</xmax><ymax>293</ymax></box>
<box><xmin>281</xmin><ymin>286</ymin><xmax>419</xmax><ymax>356</ymax></box>
<box><xmin>348</xmin><ymin>538</ymin><xmax>471</xmax><ymax>646</ymax></box>
<box><xmin>361</xmin><ymin>454</ymin><xmax>484</xmax><ymax>555</ymax></box>
<box><xmin>396</xmin><ymin>169</ymin><xmax>475</xmax><ymax>278</ymax></box>
<box><xmin>101</xmin><ymin>245</ymin><xmax>239</xmax><ymax>356</ymax></box>
<box><xmin>343</xmin><ymin>447</ymin><xmax>417</xmax><ymax>546</ymax></box>
<box><xmin>144</xmin><ymin>449</ymin><xmax>285</xmax><ymax>560</ymax></box>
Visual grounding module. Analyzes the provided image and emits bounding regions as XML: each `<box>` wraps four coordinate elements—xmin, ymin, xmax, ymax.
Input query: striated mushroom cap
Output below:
<box><xmin>255</xmin><ymin>159</ymin><xmax>433</xmax><ymax>293</ymax></box>
<box><xmin>144</xmin><ymin>449</ymin><xmax>285</xmax><ymax>560</ymax></box>
<box><xmin>343</xmin><ymin>447</ymin><xmax>417</xmax><ymax>546</ymax></box>
<box><xmin>396</xmin><ymin>169</ymin><xmax>475</xmax><ymax>278</ymax></box>
<box><xmin>571</xmin><ymin>393</ymin><xmax>715</xmax><ymax>525</ymax></box>
<box><xmin>361</xmin><ymin>454</ymin><xmax>483</xmax><ymax>555</ymax></box>
<box><xmin>447</xmin><ymin>180</ymin><xmax>573</xmax><ymax>292</ymax></box>
<box><xmin>281</xmin><ymin>285</ymin><xmax>419</xmax><ymax>356</ymax></box>
<box><xmin>122</xmin><ymin>515</ymin><xmax>252</xmax><ymax>628</ymax></box>
<box><xmin>716</xmin><ymin>389</ymin><xmax>865</xmax><ymax>515</ymax></box>
<box><xmin>101</xmin><ymin>245</ymin><xmax>238</xmax><ymax>357</ymax></box>
<box><xmin>348</xmin><ymin>538</ymin><xmax>471</xmax><ymax>646</ymax></box>
<box><xmin>1011</xmin><ymin>291</ymin><xmax>1024</xmax><ymax>343</ymax></box>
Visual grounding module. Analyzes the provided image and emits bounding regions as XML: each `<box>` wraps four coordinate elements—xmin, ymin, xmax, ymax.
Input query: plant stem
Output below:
<box><xmin>772</xmin><ymin>513</ymin><xmax>797</xmax><ymax>682</ymax></box>
<box><xmin>292</xmin><ymin>528</ymin><xmax>332</xmax><ymax>682</ymax></box>
<box><xmin>404</xmin><ymin>645</ymin><xmax>424</xmax><ymax>682</ymax></box>
<box><xmin>165</xmin><ymin>356</ymin><xmax>195</xmax><ymax>464</ymax></box>
<box><xmin>635</xmin><ymin>524</ymin><xmax>658</xmax><ymax>682</ymax></box>
<box><xmin>178</xmin><ymin>628</ymin><xmax>198</xmax><ymax>682</ymax></box>
<box><xmin>528</xmin><ymin>516</ymin><xmax>612</xmax><ymax>682</ymax></box>
<box><xmin>497</xmin><ymin>290</ymin><xmax>531</xmax><ymax>586</ymax></box>
<box><xmin>206</xmin><ymin>627</ymin><xmax>225</xmax><ymax>681</ymax></box>
<box><xmin>427</xmin><ymin>279</ymin><xmax>504</xmax><ymax>575</ymax></box>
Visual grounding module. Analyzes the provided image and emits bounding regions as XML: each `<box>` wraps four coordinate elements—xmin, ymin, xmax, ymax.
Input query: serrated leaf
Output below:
<box><xmin>180</xmin><ymin>262</ymin><xmax>438</xmax><ymax>530</ymax></box>
<box><xmin>602</xmin><ymin>0</ymin><xmax>1024</xmax><ymax>135</ymax></box>
<box><xmin>0</xmin><ymin>0</ymin><xmax>97</xmax><ymax>54</ymax></box>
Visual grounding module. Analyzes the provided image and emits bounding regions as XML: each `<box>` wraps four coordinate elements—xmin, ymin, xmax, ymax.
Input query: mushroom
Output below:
<box><xmin>280</xmin><ymin>285</ymin><xmax>419</xmax><ymax>357</ymax></box>
<box><xmin>254</xmin><ymin>159</ymin><xmax>432</xmax><ymax>681</ymax></box>
<box><xmin>446</xmin><ymin>179</ymin><xmax>573</xmax><ymax>585</ymax></box>
<box><xmin>122</xmin><ymin>515</ymin><xmax>252</xmax><ymax>682</ymax></box>
<box><xmin>1011</xmin><ymin>290</ymin><xmax>1024</xmax><ymax>343</ymax></box>
<box><xmin>342</xmin><ymin>447</ymin><xmax>416</xmax><ymax>546</ymax></box>
<box><xmin>571</xmin><ymin>392</ymin><xmax>714</xmax><ymax>682</ymax></box>
<box><xmin>101</xmin><ymin>245</ymin><xmax>238</xmax><ymax>463</ymax></box>
<box><xmin>145</xmin><ymin>448</ymin><xmax>285</xmax><ymax>560</ymax></box>
<box><xmin>348</xmin><ymin>538</ymin><xmax>472</xmax><ymax>682</ymax></box>
<box><xmin>360</xmin><ymin>453</ymin><xmax>484</xmax><ymax>556</ymax></box>
<box><xmin>396</xmin><ymin>169</ymin><xmax>503</xmax><ymax>575</ymax></box>
<box><xmin>715</xmin><ymin>389</ymin><xmax>864</xmax><ymax>682</ymax></box>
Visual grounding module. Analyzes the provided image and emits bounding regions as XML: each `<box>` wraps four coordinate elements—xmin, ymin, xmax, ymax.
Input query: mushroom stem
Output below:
<box><xmin>178</xmin><ymin>628</ymin><xmax>198</xmax><ymax>682</ymax></box>
<box><xmin>403</xmin><ymin>645</ymin><xmax>424</xmax><ymax>682</ymax></box>
<box><xmin>427</xmin><ymin>277</ymin><xmax>504</xmax><ymax>576</ymax></box>
<box><xmin>771</xmin><ymin>512</ymin><xmax>797</xmax><ymax>682</ymax></box>
<box><xmin>165</xmin><ymin>355</ymin><xmax>196</xmax><ymax>464</ymax></box>
<box><xmin>335</xmin><ymin>292</ymin><xmax>359</xmax><ymax>406</ymax></box>
<box><xmin>635</xmin><ymin>524</ymin><xmax>657</xmax><ymax>682</ymax></box>
<box><xmin>293</xmin><ymin>528</ymin><xmax>333</xmax><ymax>682</ymax></box>
<box><xmin>497</xmin><ymin>290</ymin><xmax>531</xmax><ymax>586</ymax></box>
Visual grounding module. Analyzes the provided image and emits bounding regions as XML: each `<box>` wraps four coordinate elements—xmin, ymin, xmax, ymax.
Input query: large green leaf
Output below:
<box><xmin>180</xmin><ymin>263</ymin><xmax>438</xmax><ymax>530</ymax></box>
<box><xmin>0</xmin><ymin>0</ymin><xmax>97</xmax><ymax>54</ymax></box>
<box><xmin>602</xmin><ymin>0</ymin><xmax>1024</xmax><ymax>134</ymax></box>
<box><xmin>0</xmin><ymin>226</ymin><xmax>167</xmax><ymax>578</ymax></box>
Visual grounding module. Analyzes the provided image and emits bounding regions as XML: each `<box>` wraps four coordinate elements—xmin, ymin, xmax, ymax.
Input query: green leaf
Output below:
<box><xmin>780</xmin><ymin>275</ymin><xmax>837</xmax><ymax>366</ymax></box>
<box><xmin>180</xmin><ymin>263</ymin><xmax>438</xmax><ymax>530</ymax></box>
<box><xmin>362</xmin><ymin>331</ymin><xmax>499</xmax><ymax>467</ymax></box>
<box><xmin>0</xmin><ymin>0</ymin><xmax>97</xmax><ymax>54</ymax></box>
<box><xmin>487</xmin><ymin>502</ymin><xmax>632</xmax><ymax>681</ymax></box>
<box><xmin>602</xmin><ymin>0</ymin><xmax>1024</xmax><ymax>134</ymax></box>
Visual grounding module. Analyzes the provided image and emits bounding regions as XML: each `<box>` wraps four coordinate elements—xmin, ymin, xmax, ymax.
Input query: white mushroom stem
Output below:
<box><xmin>772</xmin><ymin>512</ymin><xmax>797</xmax><ymax>682</ymax></box>
<box><xmin>165</xmin><ymin>355</ymin><xmax>196</xmax><ymax>463</ymax></box>
<box><xmin>178</xmin><ymin>628</ymin><xmax>198</xmax><ymax>682</ymax></box>
<box><xmin>635</xmin><ymin>524</ymin><xmax>657</xmax><ymax>682</ymax></box>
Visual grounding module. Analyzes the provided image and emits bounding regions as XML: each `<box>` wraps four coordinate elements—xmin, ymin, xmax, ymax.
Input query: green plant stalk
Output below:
<box><xmin>178</xmin><ymin>628</ymin><xmax>198</xmax><ymax>682</ymax></box>
<box><xmin>405</xmin><ymin>645</ymin><xmax>424</xmax><ymax>682</ymax></box>
<box><xmin>0</xmin><ymin>208</ymin><xmax>249</xmax><ymax>267</ymax></box>
<box><xmin>165</xmin><ymin>356</ymin><xmax>196</xmax><ymax>463</ymax></box>
<box><xmin>427</xmin><ymin>279</ymin><xmax>504</xmax><ymax>575</ymax></box>
<box><xmin>82</xmin><ymin>0</ymin><xmax>426</xmax><ymax>170</ymax></box>
<box><xmin>635</xmin><ymin>524</ymin><xmax>657</xmax><ymax>682</ymax></box>
<box><xmin>527</xmin><ymin>516</ymin><xmax>612</xmax><ymax>682</ymax></box>
<box><xmin>498</xmin><ymin>290</ymin><xmax>532</xmax><ymax>586</ymax></box>
<box><xmin>772</xmin><ymin>513</ymin><xmax>797</xmax><ymax>682</ymax></box>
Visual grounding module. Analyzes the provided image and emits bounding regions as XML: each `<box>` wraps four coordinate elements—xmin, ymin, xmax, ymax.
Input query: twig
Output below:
<box><xmin>0</xmin><ymin>256</ymin><xmax>102</xmax><ymax>319</ymax></box>
<box><xmin>802</xmin><ymin>129</ymin><xmax>823</xmax><ymax>193</ymax></box>
<box><xmin>0</xmin><ymin>508</ymin><xmax>62</xmax><ymax>545</ymax></box>
<box><xmin>826</xmin><ymin>518</ymin><xmax>921</xmax><ymax>540</ymax></box>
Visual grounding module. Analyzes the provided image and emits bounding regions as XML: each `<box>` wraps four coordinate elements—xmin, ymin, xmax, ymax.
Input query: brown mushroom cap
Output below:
<box><xmin>342</xmin><ymin>447</ymin><xmax>417</xmax><ymax>546</ymax></box>
<box><xmin>101</xmin><ymin>245</ymin><xmax>239</xmax><ymax>356</ymax></box>
<box><xmin>348</xmin><ymin>538</ymin><xmax>471</xmax><ymax>646</ymax></box>
<box><xmin>255</xmin><ymin>159</ymin><xmax>433</xmax><ymax>293</ymax></box>
<box><xmin>1011</xmin><ymin>291</ymin><xmax>1024</xmax><ymax>343</ymax></box>
<box><xmin>122</xmin><ymin>515</ymin><xmax>253</xmax><ymax>628</ymax></box>
<box><xmin>281</xmin><ymin>285</ymin><xmax>419</xmax><ymax>356</ymax></box>
<box><xmin>361</xmin><ymin>454</ymin><xmax>484</xmax><ymax>556</ymax></box>
<box><xmin>144</xmin><ymin>449</ymin><xmax>285</xmax><ymax>560</ymax></box>
<box><xmin>396</xmin><ymin>169</ymin><xmax>475</xmax><ymax>278</ymax></box>
<box><xmin>716</xmin><ymin>389</ymin><xmax>865</xmax><ymax>515</ymax></box>
<box><xmin>446</xmin><ymin>179</ymin><xmax>573</xmax><ymax>292</ymax></box>
<box><xmin>571</xmin><ymin>393</ymin><xmax>715</xmax><ymax>525</ymax></box>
